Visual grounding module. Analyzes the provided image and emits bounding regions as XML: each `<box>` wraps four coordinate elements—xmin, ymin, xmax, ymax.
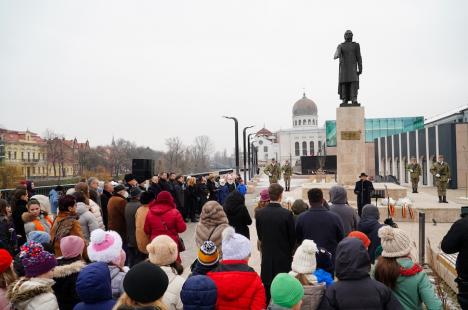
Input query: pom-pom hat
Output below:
<box><xmin>221</xmin><ymin>226</ymin><xmax>251</xmax><ymax>260</ymax></box>
<box><xmin>87</xmin><ymin>229</ymin><xmax>123</xmax><ymax>263</ymax></box>
<box><xmin>198</xmin><ymin>241</ymin><xmax>219</xmax><ymax>266</ymax></box>
<box><xmin>20</xmin><ymin>241</ymin><xmax>57</xmax><ymax>277</ymax></box>
<box><xmin>291</xmin><ymin>239</ymin><xmax>318</xmax><ymax>274</ymax></box>
<box><xmin>378</xmin><ymin>226</ymin><xmax>411</xmax><ymax>258</ymax></box>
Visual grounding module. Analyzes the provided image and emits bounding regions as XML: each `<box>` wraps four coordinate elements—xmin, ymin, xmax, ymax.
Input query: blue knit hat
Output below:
<box><xmin>27</xmin><ymin>231</ymin><xmax>51</xmax><ymax>244</ymax></box>
<box><xmin>181</xmin><ymin>275</ymin><xmax>217</xmax><ymax>309</ymax></box>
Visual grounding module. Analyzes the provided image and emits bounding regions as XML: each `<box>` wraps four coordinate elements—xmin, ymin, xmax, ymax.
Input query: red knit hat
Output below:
<box><xmin>348</xmin><ymin>231</ymin><xmax>371</xmax><ymax>249</ymax></box>
<box><xmin>0</xmin><ymin>249</ymin><xmax>12</xmax><ymax>273</ymax></box>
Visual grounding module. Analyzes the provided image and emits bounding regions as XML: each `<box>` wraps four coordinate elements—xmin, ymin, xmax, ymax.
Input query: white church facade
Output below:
<box><xmin>253</xmin><ymin>93</ymin><xmax>326</xmax><ymax>165</ymax></box>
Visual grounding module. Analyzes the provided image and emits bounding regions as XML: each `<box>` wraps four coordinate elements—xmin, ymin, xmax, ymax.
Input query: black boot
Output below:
<box><xmin>438</xmin><ymin>196</ymin><xmax>443</xmax><ymax>203</ymax></box>
<box><xmin>443</xmin><ymin>196</ymin><xmax>448</xmax><ymax>203</ymax></box>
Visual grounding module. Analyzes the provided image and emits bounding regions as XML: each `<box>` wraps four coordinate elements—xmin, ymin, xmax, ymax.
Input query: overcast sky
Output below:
<box><xmin>1</xmin><ymin>0</ymin><xmax>467</xmax><ymax>153</ymax></box>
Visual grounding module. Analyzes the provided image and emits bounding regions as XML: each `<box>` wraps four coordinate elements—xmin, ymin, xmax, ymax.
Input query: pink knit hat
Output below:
<box><xmin>60</xmin><ymin>236</ymin><xmax>85</xmax><ymax>259</ymax></box>
<box><xmin>260</xmin><ymin>189</ymin><xmax>270</xmax><ymax>202</ymax></box>
<box><xmin>87</xmin><ymin>229</ymin><xmax>123</xmax><ymax>263</ymax></box>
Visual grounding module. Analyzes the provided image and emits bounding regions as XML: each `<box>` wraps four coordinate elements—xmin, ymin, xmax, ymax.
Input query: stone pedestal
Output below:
<box><xmin>336</xmin><ymin>106</ymin><xmax>366</xmax><ymax>185</ymax></box>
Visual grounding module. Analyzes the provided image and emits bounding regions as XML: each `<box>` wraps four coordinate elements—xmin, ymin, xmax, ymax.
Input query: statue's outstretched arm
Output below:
<box><xmin>333</xmin><ymin>44</ymin><xmax>341</xmax><ymax>60</ymax></box>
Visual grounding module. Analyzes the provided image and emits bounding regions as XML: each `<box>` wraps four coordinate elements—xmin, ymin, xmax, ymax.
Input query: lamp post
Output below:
<box><xmin>222</xmin><ymin>116</ymin><xmax>240</xmax><ymax>175</ymax></box>
<box><xmin>247</xmin><ymin>133</ymin><xmax>255</xmax><ymax>180</ymax></box>
<box><xmin>243</xmin><ymin>126</ymin><xmax>255</xmax><ymax>182</ymax></box>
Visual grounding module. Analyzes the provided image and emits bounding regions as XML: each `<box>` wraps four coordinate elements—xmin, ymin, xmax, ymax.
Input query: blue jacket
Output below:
<box><xmin>49</xmin><ymin>189</ymin><xmax>59</xmax><ymax>214</ymax></box>
<box><xmin>237</xmin><ymin>184</ymin><xmax>247</xmax><ymax>196</ymax></box>
<box><xmin>180</xmin><ymin>275</ymin><xmax>217</xmax><ymax>310</ymax></box>
<box><xmin>217</xmin><ymin>185</ymin><xmax>229</xmax><ymax>205</ymax></box>
<box><xmin>74</xmin><ymin>262</ymin><xmax>116</xmax><ymax>310</ymax></box>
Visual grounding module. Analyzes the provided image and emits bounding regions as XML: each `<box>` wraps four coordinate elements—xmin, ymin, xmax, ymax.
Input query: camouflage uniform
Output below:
<box><xmin>264</xmin><ymin>163</ymin><xmax>281</xmax><ymax>184</ymax></box>
<box><xmin>282</xmin><ymin>164</ymin><xmax>292</xmax><ymax>191</ymax></box>
<box><xmin>406</xmin><ymin>162</ymin><xmax>422</xmax><ymax>193</ymax></box>
<box><xmin>430</xmin><ymin>161</ymin><xmax>451</xmax><ymax>202</ymax></box>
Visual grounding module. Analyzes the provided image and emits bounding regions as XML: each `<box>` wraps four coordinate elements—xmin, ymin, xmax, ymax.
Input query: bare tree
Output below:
<box><xmin>164</xmin><ymin>137</ymin><xmax>185</xmax><ymax>173</ymax></box>
<box><xmin>188</xmin><ymin>135</ymin><xmax>214</xmax><ymax>173</ymax></box>
<box><xmin>43</xmin><ymin>129</ymin><xmax>64</xmax><ymax>177</ymax></box>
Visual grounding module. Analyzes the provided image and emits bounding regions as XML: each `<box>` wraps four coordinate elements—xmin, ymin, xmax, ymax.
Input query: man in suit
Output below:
<box><xmin>354</xmin><ymin>172</ymin><xmax>374</xmax><ymax>216</ymax></box>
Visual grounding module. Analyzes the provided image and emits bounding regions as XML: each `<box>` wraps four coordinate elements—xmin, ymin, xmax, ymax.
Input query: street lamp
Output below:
<box><xmin>242</xmin><ymin>126</ymin><xmax>254</xmax><ymax>182</ymax></box>
<box><xmin>222</xmin><ymin>116</ymin><xmax>240</xmax><ymax>175</ymax></box>
<box><xmin>247</xmin><ymin>133</ymin><xmax>255</xmax><ymax>180</ymax></box>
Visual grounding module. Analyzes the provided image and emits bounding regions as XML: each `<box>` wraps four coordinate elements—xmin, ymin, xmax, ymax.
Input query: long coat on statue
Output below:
<box><xmin>336</xmin><ymin>41</ymin><xmax>362</xmax><ymax>96</ymax></box>
<box><xmin>255</xmin><ymin>202</ymin><xmax>296</xmax><ymax>289</ymax></box>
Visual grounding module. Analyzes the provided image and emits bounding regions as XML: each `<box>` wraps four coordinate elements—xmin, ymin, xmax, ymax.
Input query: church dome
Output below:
<box><xmin>292</xmin><ymin>93</ymin><xmax>317</xmax><ymax>116</ymax></box>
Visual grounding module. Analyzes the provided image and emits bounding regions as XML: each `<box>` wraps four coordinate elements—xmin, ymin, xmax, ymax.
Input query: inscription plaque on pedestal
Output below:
<box><xmin>341</xmin><ymin>131</ymin><xmax>361</xmax><ymax>140</ymax></box>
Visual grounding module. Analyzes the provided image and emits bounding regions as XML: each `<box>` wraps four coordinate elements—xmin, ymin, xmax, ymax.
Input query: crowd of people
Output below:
<box><xmin>0</xmin><ymin>170</ymin><xmax>455</xmax><ymax>309</ymax></box>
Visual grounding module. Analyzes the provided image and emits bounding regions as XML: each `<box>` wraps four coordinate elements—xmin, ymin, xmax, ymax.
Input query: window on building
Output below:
<box><xmin>302</xmin><ymin>141</ymin><xmax>307</xmax><ymax>156</ymax></box>
<box><xmin>298</xmin><ymin>120</ymin><xmax>301</xmax><ymax>125</ymax></box>
<box><xmin>318</xmin><ymin>141</ymin><xmax>322</xmax><ymax>154</ymax></box>
<box><xmin>32</xmin><ymin>152</ymin><xmax>35</xmax><ymax>160</ymax></box>
<box><xmin>294</xmin><ymin>120</ymin><xmax>297</xmax><ymax>126</ymax></box>
<box><xmin>32</xmin><ymin>167</ymin><xmax>35</xmax><ymax>175</ymax></box>
<box><xmin>21</xmin><ymin>152</ymin><xmax>24</xmax><ymax>160</ymax></box>
<box><xmin>295</xmin><ymin>142</ymin><xmax>300</xmax><ymax>156</ymax></box>
<box><xmin>308</xmin><ymin>119</ymin><xmax>311</xmax><ymax>125</ymax></box>
<box><xmin>303</xmin><ymin>119</ymin><xmax>306</xmax><ymax>125</ymax></box>
<box><xmin>310</xmin><ymin>141</ymin><xmax>314</xmax><ymax>155</ymax></box>
<box><xmin>8</xmin><ymin>151</ymin><xmax>11</xmax><ymax>160</ymax></box>
<box><xmin>264</xmin><ymin>146</ymin><xmax>268</xmax><ymax>153</ymax></box>
<box><xmin>14</xmin><ymin>152</ymin><xmax>17</xmax><ymax>159</ymax></box>
<box><xmin>27</xmin><ymin>152</ymin><xmax>30</xmax><ymax>161</ymax></box>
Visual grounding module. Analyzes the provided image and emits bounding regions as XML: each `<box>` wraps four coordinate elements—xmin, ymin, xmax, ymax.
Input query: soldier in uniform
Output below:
<box><xmin>430</xmin><ymin>155</ymin><xmax>451</xmax><ymax>203</ymax></box>
<box><xmin>406</xmin><ymin>157</ymin><xmax>422</xmax><ymax>193</ymax></box>
<box><xmin>264</xmin><ymin>158</ymin><xmax>281</xmax><ymax>185</ymax></box>
<box><xmin>282</xmin><ymin>160</ymin><xmax>292</xmax><ymax>191</ymax></box>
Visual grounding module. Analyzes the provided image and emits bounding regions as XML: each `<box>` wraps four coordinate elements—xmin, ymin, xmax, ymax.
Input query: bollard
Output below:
<box><xmin>419</xmin><ymin>211</ymin><xmax>425</xmax><ymax>265</ymax></box>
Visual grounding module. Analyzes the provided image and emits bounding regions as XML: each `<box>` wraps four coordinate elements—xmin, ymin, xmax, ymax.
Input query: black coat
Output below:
<box><xmin>100</xmin><ymin>190</ymin><xmax>113</xmax><ymax>229</ymax></box>
<box><xmin>441</xmin><ymin>216</ymin><xmax>468</xmax><ymax>279</ymax></box>
<box><xmin>354</xmin><ymin>180</ymin><xmax>374</xmax><ymax>208</ymax></box>
<box><xmin>207</xmin><ymin>180</ymin><xmax>218</xmax><ymax>201</ymax></box>
<box><xmin>358</xmin><ymin>217</ymin><xmax>383</xmax><ymax>264</ymax></box>
<box><xmin>256</xmin><ymin>202</ymin><xmax>296</xmax><ymax>287</ymax></box>
<box><xmin>223</xmin><ymin>191</ymin><xmax>252</xmax><ymax>239</ymax></box>
<box><xmin>53</xmin><ymin>257</ymin><xmax>86</xmax><ymax>310</ymax></box>
<box><xmin>0</xmin><ymin>215</ymin><xmax>16</xmax><ymax>254</ymax></box>
<box><xmin>295</xmin><ymin>205</ymin><xmax>345</xmax><ymax>258</ymax></box>
<box><xmin>319</xmin><ymin>238</ymin><xmax>403</xmax><ymax>310</ymax></box>
<box><xmin>12</xmin><ymin>199</ymin><xmax>27</xmax><ymax>246</ymax></box>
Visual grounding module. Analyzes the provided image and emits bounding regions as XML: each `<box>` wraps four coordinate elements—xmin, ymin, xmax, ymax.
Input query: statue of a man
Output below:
<box><xmin>334</xmin><ymin>30</ymin><xmax>362</xmax><ymax>105</ymax></box>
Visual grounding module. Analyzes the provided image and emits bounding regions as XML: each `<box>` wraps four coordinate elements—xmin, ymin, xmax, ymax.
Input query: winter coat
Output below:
<box><xmin>135</xmin><ymin>205</ymin><xmax>150</xmax><ymax>254</ymax></box>
<box><xmin>357</xmin><ymin>205</ymin><xmax>383</xmax><ymax>264</ymax></box>
<box><xmin>180</xmin><ymin>275</ymin><xmax>217</xmax><ymax>310</ymax></box>
<box><xmin>388</xmin><ymin>257</ymin><xmax>442</xmax><ymax>310</ymax></box>
<box><xmin>89</xmin><ymin>199</ymin><xmax>104</xmax><ymax>230</ymax></box>
<box><xmin>0</xmin><ymin>215</ymin><xmax>16</xmax><ymax>254</ymax></box>
<box><xmin>74</xmin><ymin>262</ymin><xmax>116</xmax><ymax>310</ymax></box>
<box><xmin>12</xmin><ymin>199</ymin><xmax>28</xmax><ymax>246</ymax></box>
<box><xmin>100</xmin><ymin>190</ymin><xmax>112</xmax><ymax>229</ymax></box>
<box><xmin>144</xmin><ymin>196</ymin><xmax>186</xmax><ymax>247</ymax></box>
<box><xmin>109</xmin><ymin>265</ymin><xmax>126</xmax><ymax>299</ymax></box>
<box><xmin>296</xmin><ymin>204</ymin><xmax>345</xmax><ymax>259</ymax></box>
<box><xmin>301</xmin><ymin>284</ymin><xmax>326</xmax><ymax>310</ymax></box>
<box><xmin>329</xmin><ymin>186</ymin><xmax>358</xmax><ymax>236</ymax></box>
<box><xmin>7</xmin><ymin>277</ymin><xmax>59</xmax><ymax>310</ymax></box>
<box><xmin>50</xmin><ymin>211</ymin><xmax>85</xmax><ymax>258</ymax></box>
<box><xmin>190</xmin><ymin>260</ymin><xmax>219</xmax><ymax>276</ymax></box>
<box><xmin>208</xmin><ymin>260</ymin><xmax>266</xmax><ymax>310</ymax></box>
<box><xmin>184</xmin><ymin>185</ymin><xmax>198</xmax><ymax>218</ymax></box>
<box><xmin>207</xmin><ymin>179</ymin><xmax>217</xmax><ymax>201</ymax></box>
<box><xmin>48</xmin><ymin>189</ymin><xmax>60</xmax><ymax>215</ymax></box>
<box><xmin>107</xmin><ymin>194</ymin><xmax>127</xmax><ymax>242</ymax></box>
<box><xmin>195</xmin><ymin>202</ymin><xmax>229</xmax><ymax>249</ymax></box>
<box><xmin>0</xmin><ymin>288</ymin><xmax>10</xmax><ymax>310</ymax></box>
<box><xmin>160</xmin><ymin>266</ymin><xmax>184</xmax><ymax>310</ymax></box>
<box><xmin>237</xmin><ymin>184</ymin><xmax>247</xmax><ymax>196</ymax></box>
<box><xmin>441</xmin><ymin>216</ymin><xmax>468</xmax><ymax>279</ymax></box>
<box><xmin>217</xmin><ymin>185</ymin><xmax>229</xmax><ymax>205</ymax></box>
<box><xmin>53</xmin><ymin>257</ymin><xmax>86</xmax><ymax>310</ymax></box>
<box><xmin>22</xmin><ymin>211</ymin><xmax>53</xmax><ymax>235</ymax></box>
<box><xmin>173</xmin><ymin>181</ymin><xmax>185</xmax><ymax>213</ymax></box>
<box><xmin>125</xmin><ymin>200</ymin><xmax>141</xmax><ymax>248</ymax></box>
<box><xmin>89</xmin><ymin>189</ymin><xmax>101</xmax><ymax>208</ymax></box>
<box><xmin>223</xmin><ymin>191</ymin><xmax>252</xmax><ymax>239</ymax></box>
<box><xmin>354</xmin><ymin>180</ymin><xmax>374</xmax><ymax>209</ymax></box>
<box><xmin>318</xmin><ymin>238</ymin><xmax>402</xmax><ymax>310</ymax></box>
<box><xmin>149</xmin><ymin>183</ymin><xmax>162</xmax><ymax>198</ymax></box>
<box><xmin>76</xmin><ymin>202</ymin><xmax>99</xmax><ymax>241</ymax></box>
<box><xmin>256</xmin><ymin>202</ymin><xmax>296</xmax><ymax>287</ymax></box>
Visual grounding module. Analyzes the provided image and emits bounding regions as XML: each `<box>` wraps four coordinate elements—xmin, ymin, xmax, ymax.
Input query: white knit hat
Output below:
<box><xmin>87</xmin><ymin>229</ymin><xmax>123</xmax><ymax>263</ymax></box>
<box><xmin>378</xmin><ymin>226</ymin><xmax>411</xmax><ymax>258</ymax></box>
<box><xmin>221</xmin><ymin>227</ymin><xmax>251</xmax><ymax>260</ymax></box>
<box><xmin>291</xmin><ymin>239</ymin><xmax>318</xmax><ymax>274</ymax></box>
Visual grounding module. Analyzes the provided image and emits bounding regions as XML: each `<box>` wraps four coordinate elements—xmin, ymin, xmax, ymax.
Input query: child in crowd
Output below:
<box><xmin>114</xmin><ymin>261</ymin><xmax>169</xmax><ymax>310</ymax></box>
<box><xmin>74</xmin><ymin>262</ymin><xmax>116</xmax><ymax>310</ymax></box>
<box><xmin>53</xmin><ymin>236</ymin><xmax>86</xmax><ymax>310</ymax></box>
<box><xmin>319</xmin><ymin>238</ymin><xmax>402</xmax><ymax>309</ymax></box>
<box><xmin>269</xmin><ymin>273</ymin><xmax>304</xmax><ymax>310</ymax></box>
<box><xmin>289</xmin><ymin>240</ymin><xmax>327</xmax><ymax>309</ymax></box>
<box><xmin>180</xmin><ymin>275</ymin><xmax>217</xmax><ymax>310</ymax></box>
<box><xmin>22</xmin><ymin>199</ymin><xmax>53</xmax><ymax>234</ymax></box>
<box><xmin>147</xmin><ymin>235</ymin><xmax>185</xmax><ymax>310</ymax></box>
<box><xmin>87</xmin><ymin>229</ymin><xmax>127</xmax><ymax>299</ymax></box>
<box><xmin>0</xmin><ymin>249</ymin><xmax>16</xmax><ymax>310</ymax></box>
<box><xmin>375</xmin><ymin>226</ymin><xmax>442</xmax><ymax>310</ymax></box>
<box><xmin>208</xmin><ymin>226</ymin><xmax>265</xmax><ymax>309</ymax></box>
<box><xmin>190</xmin><ymin>241</ymin><xmax>220</xmax><ymax>276</ymax></box>
<box><xmin>7</xmin><ymin>241</ymin><xmax>59</xmax><ymax>310</ymax></box>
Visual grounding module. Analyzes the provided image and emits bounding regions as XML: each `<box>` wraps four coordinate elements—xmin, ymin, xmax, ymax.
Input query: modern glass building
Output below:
<box><xmin>325</xmin><ymin>116</ymin><xmax>424</xmax><ymax>147</ymax></box>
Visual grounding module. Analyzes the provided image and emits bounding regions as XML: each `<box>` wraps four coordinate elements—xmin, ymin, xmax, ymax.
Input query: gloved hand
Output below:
<box><xmin>436</xmin><ymin>174</ymin><xmax>440</xmax><ymax>177</ymax></box>
<box><xmin>409</xmin><ymin>169</ymin><xmax>413</xmax><ymax>173</ymax></box>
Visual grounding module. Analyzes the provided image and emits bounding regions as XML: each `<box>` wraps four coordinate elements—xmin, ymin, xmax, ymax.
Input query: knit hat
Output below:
<box><xmin>291</xmin><ymin>239</ymin><xmax>318</xmax><ymax>274</ymax></box>
<box><xmin>180</xmin><ymin>275</ymin><xmax>217</xmax><ymax>308</ymax></box>
<box><xmin>221</xmin><ymin>226</ymin><xmax>251</xmax><ymax>260</ymax></box>
<box><xmin>198</xmin><ymin>241</ymin><xmax>220</xmax><ymax>266</ymax></box>
<box><xmin>129</xmin><ymin>186</ymin><xmax>142</xmax><ymax>198</ymax></box>
<box><xmin>348</xmin><ymin>231</ymin><xmax>371</xmax><ymax>249</ymax></box>
<box><xmin>27</xmin><ymin>231</ymin><xmax>51</xmax><ymax>244</ymax></box>
<box><xmin>259</xmin><ymin>189</ymin><xmax>270</xmax><ymax>202</ymax></box>
<box><xmin>113</xmin><ymin>184</ymin><xmax>126</xmax><ymax>193</ymax></box>
<box><xmin>378</xmin><ymin>226</ymin><xmax>411</xmax><ymax>257</ymax></box>
<box><xmin>362</xmin><ymin>204</ymin><xmax>380</xmax><ymax>220</ymax></box>
<box><xmin>147</xmin><ymin>235</ymin><xmax>178</xmax><ymax>266</ymax></box>
<box><xmin>60</xmin><ymin>235</ymin><xmax>85</xmax><ymax>259</ymax></box>
<box><xmin>270</xmin><ymin>273</ymin><xmax>304</xmax><ymax>308</ymax></box>
<box><xmin>123</xmin><ymin>261</ymin><xmax>169</xmax><ymax>304</ymax></box>
<box><xmin>87</xmin><ymin>229</ymin><xmax>123</xmax><ymax>263</ymax></box>
<box><xmin>20</xmin><ymin>241</ymin><xmax>57</xmax><ymax>277</ymax></box>
<box><xmin>0</xmin><ymin>249</ymin><xmax>12</xmax><ymax>273</ymax></box>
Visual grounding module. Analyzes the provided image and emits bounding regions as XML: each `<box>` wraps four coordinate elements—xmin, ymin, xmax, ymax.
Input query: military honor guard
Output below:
<box><xmin>281</xmin><ymin>160</ymin><xmax>292</xmax><ymax>191</ymax></box>
<box><xmin>264</xmin><ymin>158</ymin><xmax>281</xmax><ymax>185</ymax></box>
<box><xmin>406</xmin><ymin>157</ymin><xmax>422</xmax><ymax>193</ymax></box>
<box><xmin>430</xmin><ymin>155</ymin><xmax>451</xmax><ymax>203</ymax></box>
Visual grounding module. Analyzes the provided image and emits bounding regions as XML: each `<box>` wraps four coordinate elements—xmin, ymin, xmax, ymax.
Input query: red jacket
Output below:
<box><xmin>208</xmin><ymin>260</ymin><xmax>266</xmax><ymax>310</ymax></box>
<box><xmin>144</xmin><ymin>191</ymin><xmax>186</xmax><ymax>246</ymax></box>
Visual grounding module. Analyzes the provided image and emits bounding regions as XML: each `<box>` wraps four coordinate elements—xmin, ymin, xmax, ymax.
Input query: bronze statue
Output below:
<box><xmin>334</xmin><ymin>30</ymin><xmax>362</xmax><ymax>106</ymax></box>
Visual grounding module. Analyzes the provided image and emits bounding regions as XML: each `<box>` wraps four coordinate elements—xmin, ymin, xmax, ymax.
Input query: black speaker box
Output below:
<box><xmin>132</xmin><ymin>159</ymin><xmax>155</xmax><ymax>183</ymax></box>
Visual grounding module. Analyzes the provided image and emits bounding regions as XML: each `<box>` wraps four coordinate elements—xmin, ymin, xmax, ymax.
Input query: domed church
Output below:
<box><xmin>254</xmin><ymin>93</ymin><xmax>326</xmax><ymax>165</ymax></box>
